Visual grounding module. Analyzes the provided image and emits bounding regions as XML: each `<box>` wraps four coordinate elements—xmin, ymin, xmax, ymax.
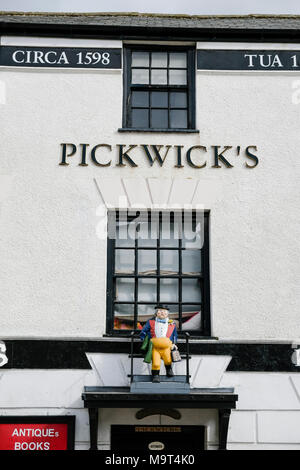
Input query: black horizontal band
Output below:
<box><xmin>118</xmin><ymin>128</ymin><xmax>199</xmax><ymax>133</ymax></box>
<box><xmin>1</xmin><ymin>340</ymin><xmax>298</xmax><ymax>372</ymax></box>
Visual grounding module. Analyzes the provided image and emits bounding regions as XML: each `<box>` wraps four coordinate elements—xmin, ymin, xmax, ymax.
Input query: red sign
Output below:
<box><xmin>0</xmin><ymin>419</ymin><xmax>73</xmax><ymax>450</ymax></box>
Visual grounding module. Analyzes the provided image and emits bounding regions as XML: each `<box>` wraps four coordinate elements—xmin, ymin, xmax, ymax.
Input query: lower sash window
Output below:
<box><xmin>106</xmin><ymin>210</ymin><xmax>210</xmax><ymax>337</ymax></box>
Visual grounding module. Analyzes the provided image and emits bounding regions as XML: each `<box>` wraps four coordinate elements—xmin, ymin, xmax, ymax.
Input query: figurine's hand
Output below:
<box><xmin>171</xmin><ymin>344</ymin><xmax>177</xmax><ymax>351</ymax></box>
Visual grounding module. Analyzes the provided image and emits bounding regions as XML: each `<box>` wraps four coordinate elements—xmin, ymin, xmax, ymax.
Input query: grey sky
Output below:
<box><xmin>1</xmin><ymin>0</ymin><xmax>300</xmax><ymax>15</ymax></box>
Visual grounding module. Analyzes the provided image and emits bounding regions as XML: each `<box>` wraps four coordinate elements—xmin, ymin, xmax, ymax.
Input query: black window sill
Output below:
<box><xmin>103</xmin><ymin>334</ymin><xmax>218</xmax><ymax>341</ymax></box>
<box><xmin>118</xmin><ymin>128</ymin><xmax>200</xmax><ymax>134</ymax></box>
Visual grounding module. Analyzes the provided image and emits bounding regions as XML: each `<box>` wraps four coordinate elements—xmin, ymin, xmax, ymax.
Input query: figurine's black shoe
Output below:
<box><xmin>166</xmin><ymin>365</ymin><xmax>174</xmax><ymax>377</ymax></box>
<box><xmin>152</xmin><ymin>370</ymin><xmax>160</xmax><ymax>383</ymax></box>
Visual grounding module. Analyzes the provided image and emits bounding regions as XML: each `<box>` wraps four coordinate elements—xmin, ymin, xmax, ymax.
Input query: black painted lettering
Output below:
<box><xmin>116</xmin><ymin>145</ymin><xmax>138</xmax><ymax>167</ymax></box>
<box><xmin>186</xmin><ymin>146</ymin><xmax>207</xmax><ymax>168</ymax></box>
<box><xmin>78</xmin><ymin>143</ymin><xmax>89</xmax><ymax>166</ymax></box>
<box><xmin>211</xmin><ymin>146</ymin><xmax>233</xmax><ymax>168</ymax></box>
<box><xmin>244</xmin><ymin>146</ymin><xmax>259</xmax><ymax>168</ymax></box>
<box><xmin>174</xmin><ymin>145</ymin><xmax>184</xmax><ymax>168</ymax></box>
<box><xmin>59</xmin><ymin>143</ymin><xmax>77</xmax><ymax>165</ymax></box>
<box><xmin>141</xmin><ymin>145</ymin><xmax>171</xmax><ymax>166</ymax></box>
<box><xmin>91</xmin><ymin>144</ymin><xmax>112</xmax><ymax>166</ymax></box>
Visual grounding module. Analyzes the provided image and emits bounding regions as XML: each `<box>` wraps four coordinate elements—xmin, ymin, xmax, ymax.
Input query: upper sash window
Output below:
<box><xmin>123</xmin><ymin>46</ymin><xmax>196</xmax><ymax>131</ymax></box>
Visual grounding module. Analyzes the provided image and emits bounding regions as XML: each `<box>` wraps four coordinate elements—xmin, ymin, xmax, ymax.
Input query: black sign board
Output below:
<box><xmin>197</xmin><ymin>49</ymin><xmax>300</xmax><ymax>70</ymax></box>
<box><xmin>111</xmin><ymin>425</ymin><xmax>206</xmax><ymax>452</ymax></box>
<box><xmin>0</xmin><ymin>46</ymin><xmax>122</xmax><ymax>69</ymax></box>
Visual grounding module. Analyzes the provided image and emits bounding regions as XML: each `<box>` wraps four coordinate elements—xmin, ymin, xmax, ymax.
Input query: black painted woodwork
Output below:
<box><xmin>1</xmin><ymin>340</ymin><xmax>298</xmax><ymax>372</ymax></box>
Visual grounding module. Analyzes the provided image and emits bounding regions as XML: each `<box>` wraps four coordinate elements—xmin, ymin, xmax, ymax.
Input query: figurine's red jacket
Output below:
<box><xmin>140</xmin><ymin>318</ymin><xmax>177</xmax><ymax>343</ymax></box>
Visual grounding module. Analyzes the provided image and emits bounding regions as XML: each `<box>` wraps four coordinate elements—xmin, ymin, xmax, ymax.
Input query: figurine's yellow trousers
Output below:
<box><xmin>151</xmin><ymin>337</ymin><xmax>172</xmax><ymax>371</ymax></box>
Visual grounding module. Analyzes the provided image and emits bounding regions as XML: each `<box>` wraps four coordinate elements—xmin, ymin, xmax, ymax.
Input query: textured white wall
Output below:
<box><xmin>1</xmin><ymin>369</ymin><xmax>300</xmax><ymax>450</ymax></box>
<box><xmin>197</xmin><ymin>71</ymin><xmax>300</xmax><ymax>340</ymax></box>
<box><xmin>0</xmin><ymin>39</ymin><xmax>299</xmax><ymax>340</ymax></box>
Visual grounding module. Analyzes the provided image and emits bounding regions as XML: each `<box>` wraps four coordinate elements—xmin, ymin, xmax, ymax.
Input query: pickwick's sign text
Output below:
<box><xmin>59</xmin><ymin>143</ymin><xmax>259</xmax><ymax>168</ymax></box>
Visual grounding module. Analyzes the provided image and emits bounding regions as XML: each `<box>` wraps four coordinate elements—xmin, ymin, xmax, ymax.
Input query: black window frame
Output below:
<box><xmin>122</xmin><ymin>45</ymin><xmax>196</xmax><ymax>132</ymax></box>
<box><xmin>106</xmin><ymin>210</ymin><xmax>211</xmax><ymax>338</ymax></box>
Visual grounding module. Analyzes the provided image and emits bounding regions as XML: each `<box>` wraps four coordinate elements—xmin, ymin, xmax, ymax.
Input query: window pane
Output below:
<box><xmin>169</xmin><ymin>69</ymin><xmax>187</xmax><ymax>85</ymax></box>
<box><xmin>182</xmin><ymin>218</ymin><xmax>203</xmax><ymax>249</ymax></box>
<box><xmin>160</xmin><ymin>216</ymin><xmax>180</xmax><ymax>247</ymax></box>
<box><xmin>169</xmin><ymin>52</ymin><xmax>187</xmax><ymax>68</ymax></box>
<box><xmin>115</xmin><ymin>249</ymin><xmax>135</xmax><ymax>274</ymax></box>
<box><xmin>132</xmin><ymin>51</ymin><xmax>150</xmax><ymax>67</ymax></box>
<box><xmin>182</xmin><ymin>279</ymin><xmax>202</xmax><ymax>303</ymax></box>
<box><xmin>170</xmin><ymin>92</ymin><xmax>187</xmax><ymax>108</ymax></box>
<box><xmin>151</xmin><ymin>52</ymin><xmax>168</xmax><ymax>68</ymax></box>
<box><xmin>115</xmin><ymin>278</ymin><xmax>135</xmax><ymax>301</ymax></box>
<box><xmin>160</xmin><ymin>278</ymin><xmax>178</xmax><ymax>302</ymax></box>
<box><xmin>114</xmin><ymin>303</ymin><xmax>134</xmax><ymax>330</ymax></box>
<box><xmin>132</xmin><ymin>108</ymin><xmax>149</xmax><ymax>128</ymax></box>
<box><xmin>137</xmin><ymin>220</ymin><xmax>158</xmax><ymax>247</ymax></box>
<box><xmin>182</xmin><ymin>250</ymin><xmax>201</xmax><ymax>275</ymax></box>
<box><xmin>132</xmin><ymin>91</ymin><xmax>149</xmax><ymax>107</ymax></box>
<box><xmin>160</xmin><ymin>250</ymin><xmax>179</xmax><ymax>274</ymax></box>
<box><xmin>138</xmin><ymin>278</ymin><xmax>157</xmax><ymax>302</ymax></box>
<box><xmin>170</xmin><ymin>110</ymin><xmax>187</xmax><ymax>129</ymax></box>
<box><xmin>138</xmin><ymin>250</ymin><xmax>157</xmax><ymax>274</ymax></box>
<box><xmin>138</xmin><ymin>304</ymin><xmax>157</xmax><ymax>328</ymax></box>
<box><xmin>151</xmin><ymin>69</ymin><xmax>167</xmax><ymax>85</ymax></box>
<box><xmin>168</xmin><ymin>304</ymin><xmax>179</xmax><ymax>322</ymax></box>
<box><xmin>132</xmin><ymin>68</ymin><xmax>149</xmax><ymax>84</ymax></box>
<box><xmin>116</xmin><ymin>220</ymin><xmax>135</xmax><ymax>247</ymax></box>
<box><xmin>151</xmin><ymin>109</ymin><xmax>168</xmax><ymax>128</ymax></box>
<box><xmin>181</xmin><ymin>306</ymin><xmax>201</xmax><ymax>331</ymax></box>
<box><xmin>151</xmin><ymin>91</ymin><xmax>168</xmax><ymax>108</ymax></box>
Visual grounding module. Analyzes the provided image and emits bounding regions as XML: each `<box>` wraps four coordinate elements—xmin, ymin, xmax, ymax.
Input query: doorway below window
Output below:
<box><xmin>110</xmin><ymin>425</ymin><xmax>206</xmax><ymax>451</ymax></box>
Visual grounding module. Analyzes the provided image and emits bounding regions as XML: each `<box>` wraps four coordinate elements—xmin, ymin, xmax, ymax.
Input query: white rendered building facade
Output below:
<box><xmin>0</xmin><ymin>12</ymin><xmax>300</xmax><ymax>451</ymax></box>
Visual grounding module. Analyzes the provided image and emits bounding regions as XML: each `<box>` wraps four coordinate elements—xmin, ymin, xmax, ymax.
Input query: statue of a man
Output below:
<box><xmin>140</xmin><ymin>304</ymin><xmax>178</xmax><ymax>383</ymax></box>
